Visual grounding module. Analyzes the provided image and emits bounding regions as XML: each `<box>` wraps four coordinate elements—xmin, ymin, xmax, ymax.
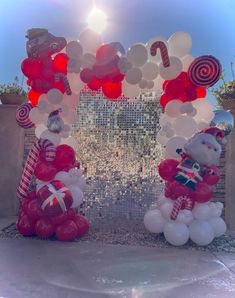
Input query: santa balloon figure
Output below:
<box><xmin>144</xmin><ymin>127</ymin><xmax>227</xmax><ymax>246</ymax></box>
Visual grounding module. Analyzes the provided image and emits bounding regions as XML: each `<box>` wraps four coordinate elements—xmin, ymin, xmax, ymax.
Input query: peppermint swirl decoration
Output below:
<box><xmin>188</xmin><ymin>55</ymin><xmax>221</xmax><ymax>88</ymax></box>
<box><xmin>16</xmin><ymin>103</ymin><xmax>34</xmax><ymax>129</ymax></box>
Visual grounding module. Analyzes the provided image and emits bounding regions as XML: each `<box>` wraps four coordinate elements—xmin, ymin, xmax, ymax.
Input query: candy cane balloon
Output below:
<box><xmin>54</xmin><ymin>73</ymin><xmax>72</xmax><ymax>95</ymax></box>
<box><xmin>17</xmin><ymin>138</ymin><xmax>56</xmax><ymax>200</ymax></box>
<box><xmin>170</xmin><ymin>196</ymin><xmax>193</xmax><ymax>220</ymax></box>
<box><xmin>150</xmin><ymin>41</ymin><xmax>170</xmax><ymax>67</ymax></box>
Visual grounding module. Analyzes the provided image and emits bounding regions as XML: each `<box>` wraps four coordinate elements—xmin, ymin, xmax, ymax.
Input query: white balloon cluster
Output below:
<box><xmin>65</xmin><ymin>30</ymin><xmax>194</xmax><ymax>98</ymax></box>
<box><xmin>144</xmin><ymin>195</ymin><xmax>226</xmax><ymax>246</ymax></box>
<box><xmin>156</xmin><ymin>99</ymin><xmax>215</xmax><ymax>159</ymax></box>
<box><xmin>29</xmin><ymin>88</ymin><xmax>79</xmax><ymax>150</ymax></box>
<box><xmin>36</xmin><ymin>168</ymin><xmax>86</xmax><ymax>209</ymax></box>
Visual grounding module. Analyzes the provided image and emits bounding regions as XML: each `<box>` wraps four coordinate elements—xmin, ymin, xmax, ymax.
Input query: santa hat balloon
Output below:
<box><xmin>203</xmin><ymin>127</ymin><xmax>227</xmax><ymax>145</ymax></box>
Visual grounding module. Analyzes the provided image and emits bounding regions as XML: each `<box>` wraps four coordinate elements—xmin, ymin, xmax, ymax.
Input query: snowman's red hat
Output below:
<box><xmin>203</xmin><ymin>127</ymin><xmax>226</xmax><ymax>144</ymax></box>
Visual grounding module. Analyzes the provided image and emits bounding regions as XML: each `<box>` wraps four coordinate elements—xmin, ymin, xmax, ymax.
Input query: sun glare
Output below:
<box><xmin>87</xmin><ymin>7</ymin><xmax>107</xmax><ymax>34</ymax></box>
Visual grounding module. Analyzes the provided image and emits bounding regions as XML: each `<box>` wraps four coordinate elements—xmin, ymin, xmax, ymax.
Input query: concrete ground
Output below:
<box><xmin>0</xmin><ymin>237</ymin><xmax>235</xmax><ymax>298</ymax></box>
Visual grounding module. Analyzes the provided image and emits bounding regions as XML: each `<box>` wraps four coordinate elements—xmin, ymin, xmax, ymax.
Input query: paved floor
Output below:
<box><xmin>0</xmin><ymin>238</ymin><xmax>235</xmax><ymax>298</ymax></box>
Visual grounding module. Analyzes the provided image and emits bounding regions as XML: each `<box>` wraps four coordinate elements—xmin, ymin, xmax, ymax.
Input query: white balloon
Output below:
<box><xmin>208</xmin><ymin>217</ymin><xmax>226</xmax><ymax>237</ymax></box>
<box><xmin>173</xmin><ymin>116</ymin><xmax>197</xmax><ymax>138</ymax></box>
<box><xmin>37</xmin><ymin>94</ymin><xmax>48</xmax><ymax>112</ymax></box>
<box><xmin>35</xmin><ymin>124</ymin><xmax>47</xmax><ymax>139</ymax></box>
<box><xmin>145</xmin><ymin>36</ymin><xmax>169</xmax><ymax>63</ymax></box>
<box><xmin>47</xmin><ymin>88</ymin><xmax>63</xmax><ymax>105</ymax></box>
<box><xmin>45</xmin><ymin>102</ymin><xmax>54</xmax><ymax>114</ymax></box>
<box><xmin>164</xmin><ymin>222</ymin><xmax>189</xmax><ymax>246</ymax></box>
<box><xmin>64</xmin><ymin>110</ymin><xmax>78</xmax><ymax>124</ymax></box>
<box><xmin>76</xmin><ymin>176</ymin><xmax>87</xmax><ymax>191</ymax></box>
<box><xmin>40</xmin><ymin>129</ymin><xmax>61</xmax><ymax>146</ymax></box>
<box><xmin>142</xmin><ymin>62</ymin><xmax>159</xmax><ymax>80</ymax></box>
<box><xmin>189</xmin><ymin>220</ymin><xmax>214</xmax><ymax>245</ymax></box>
<box><xmin>163</xmin><ymin>149</ymin><xmax>181</xmax><ymax>161</ymax></box>
<box><xmin>159</xmin><ymin>114</ymin><xmax>174</xmax><ymax>125</ymax></box>
<box><xmin>122</xmin><ymin>79</ymin><xmax>140</xmax><ymax>98</ymax></box>
<box><xmin>153</xmin><ymin>76</ymin><xmax>164</xmax><ymax>92</ymax></box>
<box><xmin>66</xmin><ymin>41</ymin><xmax>83</xmax><ymax>59</ymax></box>
<box><xmin>118</xmin><ymin>56</ymin><xmax>132</xmax><ymax>74</ymax></box>
<box><xmin>144</xmin><ymin>209</ymin><xmax>167</xmax><ymax>233</ymax></box>
<box><xmin>160</xmin><ymin>201</ymin><xmax>174</xmax><ymax>220</ymax></box>
<box><xmin>197</xmin><ymin>121</ymin><xmax>211</xmax><ymax>130</ymax></box>
<box><xmin>166</xmin><ymin>136</ymin><xmax>187</xmax><ymax>158</ymax></box>
<box><xmin>127</xmin><ymin>43</ymin><xmax>148</xmax><ymax>67</ymax></box>
<box><xmin>159</xmin><ymin>56</ymin><xmax>182</xmax><ymax>80</ymax></box>
<box><xmin>81</xmin><ymin>53</ymin><xmax>96</xmax><ymax>69</ymax></box>
<box><xmin>126</xmin><ymin>67</ymin><xmax>142</xmax><ymax>85</ymax></box>
<box><xmin>79</xmin><ymin>29</ymin><xmax>101</xmax><ymax>54</ymax></box>
<box><xmin>55</xmin><ymin>171</ymin><xmax>71</xmax><ymax>186</ymax></box>
<box><xmin>156</xmin><ymin>132</ymin><xmax>168</xmax><ymax>146</ymax></box>
<box><xmin>181</xmin><ymin>55</ymin><xmax>194</xmax><ymax>71</ymax></box>
<box><xmin>175</xmin><ymin>209</ymin><xmax>194</xmax><ymax>225</ymax></box>
<box><xmin>67</xmin><ymin>58</ymin><xmax>81</xmax><ymax>73</ymax></box>
<box><xmin>60</xmin><ymin>136</ymin><xmax>78</xmax><ymax>151</ymax></box>
<box><xmin>208</xmin><ymin>202</ymin><xmax>222</xmax><ymax>218</ymax></box>
<box><xmin>29</xmin><ymin>107</ymin><xmax>45</xmax><ymax>124</ymax></box>
<box><xmin>168</xmin><ymin>32</ymin><xmax>192</xmax><ymax>58</ymax></box>
<box><xmin>68</xmin><ymin>185</ymin><xmax>84</xmax><ymax>208</ymax></box>
<box><xmin>146</xmin><ymin>80</ymin><xmax>154</xmax><ymax>89</ymax></box>
<box><xmin>192</xmin><ymin>99</ymin><xmax>213</xmax><ymax>121</ymax></box>
<box><xmin>192</xmin><ymin>203</ymin><xmax>212</xmax><ymax>220</ymax></box>
<box><xmin>139</xmin><ymin>79</ymin><xmax>148</xmax><ymax>89</ymax></box>
<box><xmin>69</xmin><ymin>168</ymin><xmax>83</xmax><ymax>178</ymax></box>
<box><xmin>62</xmin><ymin>93</ymin><xmax>80</xmax><ymax>109</ymax></box>
<box><xmin>165</xmin><ymin>100</ymin><xmax>183</xmax><ymax>118</ymax></box>
<box><xmin>180</xmin><ymin>102</ymin><xmax>194</xmax><ymax>114</ymax></box>
<box><xmin>67</xmin><ymin>73</ymin><xmax>85</xmax><ymax>93</ymax></box>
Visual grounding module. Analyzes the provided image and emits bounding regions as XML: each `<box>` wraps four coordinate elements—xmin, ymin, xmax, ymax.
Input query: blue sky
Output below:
<box><xmin>0</xmin><ymin>0</ymin><xmax>235</xmax><ymax>101</ymax></box>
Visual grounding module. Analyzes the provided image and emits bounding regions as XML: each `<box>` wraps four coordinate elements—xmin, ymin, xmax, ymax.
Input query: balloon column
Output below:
<box><xmin>16</xmin><ymin>28</ymin><xmax>88</xmax><ymax>241</ymax></box>
<box><xmin>144</xmin><ymin>41</ymin><xmax>233</xmax><ymax>245</ymax></box>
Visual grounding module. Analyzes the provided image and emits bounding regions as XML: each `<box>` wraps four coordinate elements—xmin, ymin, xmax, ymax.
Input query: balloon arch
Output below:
<box><xmin>15</xmin><ymin>28</ymin><xmax>232</xmax><ymax>245</ymax></box>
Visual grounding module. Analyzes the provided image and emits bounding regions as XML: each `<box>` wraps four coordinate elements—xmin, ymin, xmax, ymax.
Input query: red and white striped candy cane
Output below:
<box><xmin>54</xmin><ymin>73</ymin><xmax>72</xmax><ymax>95</ymax></box>
<box><xmin>17</xmin><ymin>138</ymin><xmax>56</xmax><ymax>200</ymax></box>
<box><xmin>150</xmin><ymin>41</ymin><xmax>170</xmax><ymax>67</ymax></box>
<box><xmin>170</xmin><ymin>196</ymin><xmax>193</xmax><ymax>220</ymax></box>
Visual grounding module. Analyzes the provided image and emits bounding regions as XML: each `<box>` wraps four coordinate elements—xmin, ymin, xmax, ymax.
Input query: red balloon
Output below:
<box><xmin>110</xmin><ymin>72</ymin><xmax>125</xmax><ymax>83</ymax></box>
<box><xmin>53</xmin><ymin>53</ymin><xmax>68</xmax><ymax>73</ymax></box>
<box><xmin>53</xmin><ymin>145</ymin><xmax>76</xmax><ymax>171</ymax></box>
<box><xmin>50</xmin><ymin>211</ymin><xmax>69</xmax><ymax>226</ymax></box>
<box><xmin>21</xmin><ymin>58</ymin><xmax>43</xmax><ymax>79</ymax></box>
<box><xmin>162</xmin><ymin>79</ymin><xmax>170</xmax><ymax>91</ymax></box>
<box><xmin>34</xmin><ymin>160</ymin><xmax>57</xmax><ymax>181</ymax></box>
<box><xmin>26</xmin><ymin>190</ymin><xmax>37</xmax><ymax>201</ymax></box>
<box><xmin>196</xmin><ymin>87</ymin><xmax>206</xmax><ymax>98</ymax></box>
<box><xmin>158</xmin><ymin>159</ymin><xmax>179</xmax><ymax>182</ymax></box>
<box><xmin>164</xmin><ymin>80</ymin><xmax>185</xmax><ymax>98</ymax></box>
<box><xmin>67</xmin><ymin>208</ymin><xmax>78</xmax><ymax>220</ymax></box>
<box><xmin>35</xmin><ymin>218</ymin><xmax>55</xmax><ymax>238</ymax></box>
<box><xmin>160</xmin><ymin>93</ymin><xmax>171</xmax><ymax>108</ymax></box>
<box><xmin>87</xmin><ymin>77</ymin><xmax>102</xmax><ymax>91</ymax></box>
<box><xmin>80</xmin><ymin>68</ymin><xmax>94</xmax><ymax>83</ymax></box>
<box><xmin>191</xmin><ymin>182</ymin><xmax>212</xmax><ymax>203</ymax></box>
<box><xmin>102</xmin><ymin>81</ymin><xmax>122</xmax><ymax>99</ymax></box>
<box><xmin>17</xmin><ymin>214</ymin><xmax>35</xmax><ymax>236</ymax></box>
<box><xmin>27</xmin><ymin>199</ymin><xmax>45</xmax><ymax>220</ymax></box>
<box><xmin>56</xmin><ymin>220</ymin><xmax>78</xmax><ymax>241</ymax></box>
<box><xmin>28</xmin><ymin>89</ymin><xmax>43</xmax><ymax>106</ymax></box>
<box><xmin>165</xmin><ymin>181</ymin><xmax>193</xmax><ymax>200</ymax></box>
<box><xmin>20</xmin><ymin>198</ymin><xmax>30</xmax><ymax>213</ymax></box>
<box><xmin>96</xmin><ymin>44</ymin><xmax>116</xmax><ymax>65</ymax></box>
<box><xmin>203</xmin><ymin>166</ymin><xmax>220</xmax><ymax>185</ymax></box>
<box><xmin>73</xmin><ymin>215</ymin><xmax>89</xmax><ymax>237</ymax></box>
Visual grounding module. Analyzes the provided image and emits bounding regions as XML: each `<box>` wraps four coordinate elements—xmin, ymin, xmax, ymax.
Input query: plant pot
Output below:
<box><xmin>0</xmin><ymin>93</ymin><xmax>27</xmax><ymax>105</ymax></box>
<box><xmin>221</xmin><ymin>98</ymin><xmax>235</xmax><ymax>113</ymax></box>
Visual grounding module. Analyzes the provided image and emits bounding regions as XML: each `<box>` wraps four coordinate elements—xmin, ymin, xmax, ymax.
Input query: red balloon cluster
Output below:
<box><xmin>158</xmin><ymin>158</ymin><xmax>220</xmax><ymax>205</ymax></box>
<box><xmin>160</xmin><ymin>72</ymin><xmax>207</xmax><ymax>108</ymax></box>
<box><xmin>17</xmin><ymin>191</ymin><xmax>89</xmax><ymax>241</ymax></box>
<box><xmin>80</xmin><ymin>44</ymin><xmax>125</xmax><ymax>99</ymax></box>
<box><xmin>21</xmin><ymin>32</ymin><xmax>68</xmax><ymax>106</ymax></box>
<box><xmin>35</xmin><ymin>144</ymin><xmax>76</xmax><ymax>182</ymax></box>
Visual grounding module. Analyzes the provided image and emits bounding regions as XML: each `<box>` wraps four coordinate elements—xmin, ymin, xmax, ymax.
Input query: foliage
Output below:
<box><xmin>0</xmin><ymin>76</ymin><xmax>27</xmax><ymax>97</ymax></box>
<box><xmin>211</xmin><ymin>59</ymin><xmax>235</xmax><ymax>104</ymax></box>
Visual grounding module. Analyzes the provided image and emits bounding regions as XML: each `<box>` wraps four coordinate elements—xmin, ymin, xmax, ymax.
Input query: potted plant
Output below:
<box><xmin>211</xmin><ymin>60</ymin><xmax>235</xmax><ymax>112</ymax></box>
<box><xmin>0</xmin><ymin>76</ymin><xmax>28</xmax><ymax>105</ymax></box>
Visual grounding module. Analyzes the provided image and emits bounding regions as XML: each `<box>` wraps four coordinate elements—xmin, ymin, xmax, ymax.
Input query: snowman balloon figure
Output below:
<box><xmin>144</xmin><ymin>127</ymin><xmax>228</xmax><ymax>246</ymax></box>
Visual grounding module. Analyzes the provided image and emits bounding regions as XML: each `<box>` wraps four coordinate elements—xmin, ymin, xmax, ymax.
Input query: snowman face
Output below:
<box><xmin>184</xmin><ymin>133</ymin><xmax>221</xmax><ymax>166</ymax></box>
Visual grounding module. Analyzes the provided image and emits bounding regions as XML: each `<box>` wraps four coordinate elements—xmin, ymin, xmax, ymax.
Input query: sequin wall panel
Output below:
<box><xmin>73</xmin><ymin>90</ymin><xmax>164</xmax><ymax>223</ymax></box>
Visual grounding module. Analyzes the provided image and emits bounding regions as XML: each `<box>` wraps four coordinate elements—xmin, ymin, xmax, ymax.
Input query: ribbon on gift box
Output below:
<box><xmin>17</xmin><ymin>138</ymin><xmax>56</xmax><ymax>200</ymax></box>
<box><xmin>170</xmin><ymin>196</ymin><xmax>193</xmax><ymax>220</ymax></box>
<box><xmin>41</xmin><ymin>184</ymin><xmax>68</xmax><ymax>213</ymax></box>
